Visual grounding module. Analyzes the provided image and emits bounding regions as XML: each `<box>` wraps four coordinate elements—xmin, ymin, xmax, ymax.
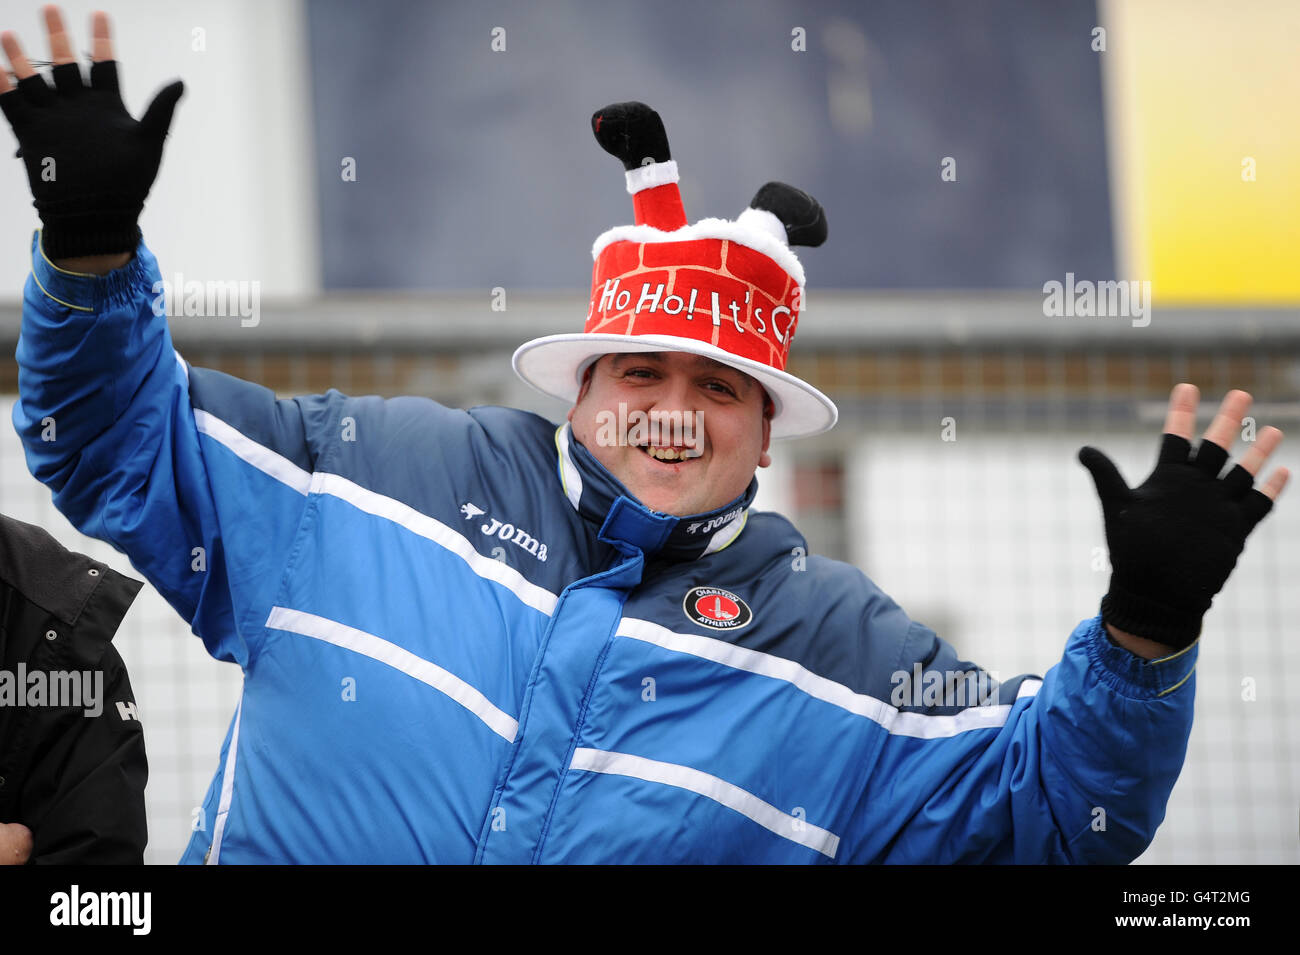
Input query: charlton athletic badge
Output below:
<box><xmin>683</xmin><ymin>586</ymin><xmax>753</xmax><ymax>631</ymax></box>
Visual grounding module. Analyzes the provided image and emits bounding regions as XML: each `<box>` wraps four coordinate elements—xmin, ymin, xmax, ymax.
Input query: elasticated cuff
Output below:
<box><xmin>1087</xmin><ymin>609</ymin><xmax>1199</xmax><ymax>699</ymax></box>
<box><xmin>30</xmin><ymin>229</ymin><xmax>152</xmax><ymax>313</ymax></box>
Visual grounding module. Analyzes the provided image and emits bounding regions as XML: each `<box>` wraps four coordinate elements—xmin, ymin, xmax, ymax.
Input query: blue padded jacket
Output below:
<box><xmin>12</xmin><ymin>233</ymin><xmax>1196</xmax><ymax>863</ymax></box>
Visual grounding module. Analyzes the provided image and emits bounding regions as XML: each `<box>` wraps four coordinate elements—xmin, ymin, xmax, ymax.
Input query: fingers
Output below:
<box><xmin>2</xmin><ymin>5</ymin><xmax>62</xmax><ymax>97</ymax></box>
<box><xmin>1236</xmin><ymin>424</ymin><xmax>1284</xmax><ymax>477</ymax></box>
<box><xmin>1</xmin><ymin>31</ymin><xmax>38</xmax><ymax>82</ymax></box>
<box><xmin>1161</xmin><ymin>382</ymin><xmax>1200</xmax><ymax>441</ymax></box>
<box><xmin>44</xmin><ymin>6</ymin><xmax>75</xmax><ymax>64</ymax></box>
<box><xmin>3</xmin><ymin>6</ymin><xmax>110</xmax><ymax>100</ymax></box>
<box><xmin>92</xmin><ymin>10</ymin><xmax>112</xmax><ymax>62</ymax></box>
<box><xmin>1197</xmin><ymin>390</ymin><xmax>1285</xmax><ymax>483</ymax></box>
<box><xmin>1258</xmin><ymin>465</ymin><xmax>1290</xmax><ymax>502</ymax></box>
<box><xmin>1159</xmin><ymin>385</ymin><xmax>1288</xmax><ymax>507</ymax></box>
<box><xmin>1202</xmin><ymin>388</ymin><xmax>1252</xmax><ymax>453</ymax></box>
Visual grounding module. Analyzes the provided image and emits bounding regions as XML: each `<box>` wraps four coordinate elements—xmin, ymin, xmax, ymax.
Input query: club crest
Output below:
<box><xmin>682</xmin><ymin>586</ymin><xmax>753</xmax><ymax>631</ymax></box>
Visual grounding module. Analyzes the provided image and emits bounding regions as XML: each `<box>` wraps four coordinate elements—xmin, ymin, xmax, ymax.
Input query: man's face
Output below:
<box><xmin>567</xmin><ymin>351</ymin><xmax>772</xmax><ymax>517</ymax></box>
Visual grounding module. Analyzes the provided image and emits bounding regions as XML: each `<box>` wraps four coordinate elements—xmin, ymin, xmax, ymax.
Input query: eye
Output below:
<box><xmin>623</xmin><ymin>367</ymin><xmax>657</xmax><ymax>379</ymax></box>
<box><xmin>704</xmin><ymin>380</ymin><xmax>738</xmax><ymax>397</ymax></box>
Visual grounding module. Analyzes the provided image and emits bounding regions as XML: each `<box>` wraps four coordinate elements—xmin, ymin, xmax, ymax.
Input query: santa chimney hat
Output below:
<box><xmin>512</xmin><ymin>101</ymin><xmax>838</xmax><ymax>439</ymax></box>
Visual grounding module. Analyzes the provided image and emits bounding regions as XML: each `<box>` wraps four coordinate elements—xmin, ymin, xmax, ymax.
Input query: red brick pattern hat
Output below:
<box><xmin>513</xmin><ymin>102</ymin><xmax>838</xmax><ymax>439</ymax></box>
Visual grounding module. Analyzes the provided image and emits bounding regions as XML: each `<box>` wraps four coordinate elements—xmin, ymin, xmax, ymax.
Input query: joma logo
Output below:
<box><xmin>479</xmin><ymin>516</ymin><xmax>548</xmax><ymax>562</ymax></box>
<box><xmin>685</xmin><ymin>507</ymin><xmax>743</xmax><ymax>535</ymax></box>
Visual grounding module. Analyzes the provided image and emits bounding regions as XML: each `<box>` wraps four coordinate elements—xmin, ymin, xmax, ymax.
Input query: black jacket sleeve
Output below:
<box><xmin>23</xmin><ymin>634</ymin><xmax>148</xmax><ymax>865</ymax></box>
<box><xmin>0</xmin><ymin>514</ymin><xmax>148</xmax><ymax>863</ymax></box>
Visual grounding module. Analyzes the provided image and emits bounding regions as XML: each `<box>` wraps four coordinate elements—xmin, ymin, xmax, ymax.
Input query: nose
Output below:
<box><xmin>643</xmin><ymin>373</ymin><xmax>704</xmax><ymax>449</ymax></box>
<box><xmin>647</xmin><ymin>371</ymin><xmax>693</xmax><ymax>413</ymax></box>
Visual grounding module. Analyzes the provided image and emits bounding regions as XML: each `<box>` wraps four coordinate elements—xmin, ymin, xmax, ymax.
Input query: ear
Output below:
<box><xmin>579</xmin><ymin>361</ymin><xmax>598</xmax><ymax>400</ymax></box>
<box><xmin>571</xmin><ymin>363</ymin><xmax>596</xmax><ymax>417</ymax></box>
<box><xmin>758</xmin><ymin>411</ymin><xmax>772</xmax><ymax>469</ymax></box>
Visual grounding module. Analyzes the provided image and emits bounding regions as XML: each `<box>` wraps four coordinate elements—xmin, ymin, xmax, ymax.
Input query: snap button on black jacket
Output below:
<box><xmin>0</xmin><ymin>513</ymin><xmax>147</xmax><ymax>864</ymax></box>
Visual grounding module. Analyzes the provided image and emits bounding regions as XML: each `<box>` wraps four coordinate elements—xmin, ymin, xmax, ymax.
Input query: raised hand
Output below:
<box><xmin>0</xmin><ymin>6</ymin><xmax>183</xmax><ymax>259</ymax></box>
<box><xmin>1079</xmin><ymin>383</ymin><xmax>1288</xmax><ymax>651</ymax></box>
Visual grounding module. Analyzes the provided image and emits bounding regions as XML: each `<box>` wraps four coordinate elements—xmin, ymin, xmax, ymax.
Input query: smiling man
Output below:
<box><xmin>3</xmin><ymin>9</ymin><xmax>1289</xmax><ymax>864</ymax></box>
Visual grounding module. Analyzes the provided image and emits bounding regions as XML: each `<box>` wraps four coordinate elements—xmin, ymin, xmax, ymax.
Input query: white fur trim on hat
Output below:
<box><xmin>512</xmin><ymin>332</ymin><xmax>838</xmax><ymax>440</ymax></box>
<box><xmin>591</xmin><ymin>216</ymin><xmax>806</xmax><ymax>289</ymax></box>
<box><xmin>624</xmin><ymin>160</ymin><xmax>680</xmax><ymax>195</ymax></box>
<box><xmin>735</xmin><ymin>207</ymin><xmax>788</xmax><ymax>246</ymax></box>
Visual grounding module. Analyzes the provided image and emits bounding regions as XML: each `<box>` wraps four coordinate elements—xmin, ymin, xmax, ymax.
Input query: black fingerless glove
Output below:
<box><xmin>1079</xmin><ymin>434</ymin><xmax>1274</xmax><ymax>650</ymax></box>
<box><xmin>0</xmin><ymin>60</ymin><xmax>182</xmax><ymax>259</ymax></box>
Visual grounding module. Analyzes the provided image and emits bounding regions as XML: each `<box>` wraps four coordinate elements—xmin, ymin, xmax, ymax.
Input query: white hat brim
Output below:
<box><xmin>512</xmin><ymin>333</ymin><xmax>838</xmax><ymax>440</ymax></box>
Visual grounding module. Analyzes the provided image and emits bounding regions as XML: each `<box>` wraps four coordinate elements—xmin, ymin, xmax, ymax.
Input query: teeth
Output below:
<box><xmin>644</xmin><ymin>446</ymin><xmax>686</xmax><ymax>462</ymax></box>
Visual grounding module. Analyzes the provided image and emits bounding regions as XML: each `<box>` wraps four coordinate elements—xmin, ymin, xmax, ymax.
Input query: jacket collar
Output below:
<box><xmin>554</xmin><ymin>423</ymin><xmax>754</xmax><ymax>561</ymax></box>
<box><xmin>0</xmin><ymin>513</ymin><xmax>105</xmax><ymax>626</ymax></box>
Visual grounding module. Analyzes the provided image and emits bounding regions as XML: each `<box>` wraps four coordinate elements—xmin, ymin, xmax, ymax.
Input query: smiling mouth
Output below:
<box><xmin>637</xmin><ymin>445</ymin><xmax>700</xmax><ymax>463</ymax></box>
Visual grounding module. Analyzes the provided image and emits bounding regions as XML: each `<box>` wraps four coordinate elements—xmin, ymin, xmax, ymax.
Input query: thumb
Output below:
<box><xmin>138</xmin><ymin>79</ymin><xmax>185</xmax><ymax>141</ymax></box>
<box><xmin>1078</xmin><ymin>446</ymin><xmax>1131</xmax><ymax>506</ymax></box>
